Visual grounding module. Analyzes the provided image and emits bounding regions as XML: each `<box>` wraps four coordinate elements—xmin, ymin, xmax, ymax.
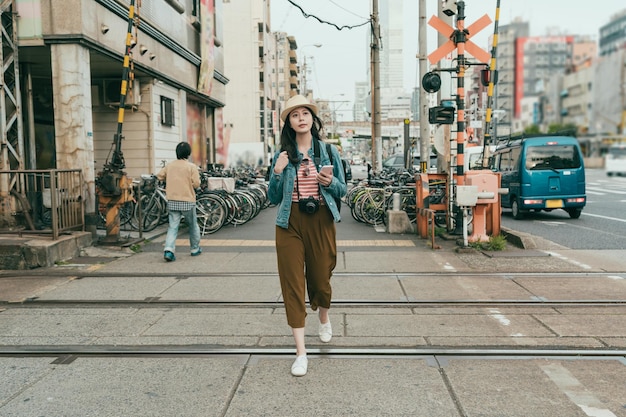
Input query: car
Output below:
<box><xmin>605</xmin><ymin>143</ymin><xmax>626</xmax><ymax>176</ymax></box>
<box><xmin>465</xmin><ymin>145</ymin><xmax>496</xmax><ymax>171</ymax></box>
<box><xmin>492</xmin><ymin>134</ymin><xmax>586</xmax><ymax>219</ymax></box>
<box><xmin>382</xmin><ymin>153</ymin><xmax>437</xmax><ymax>170</ymax></box>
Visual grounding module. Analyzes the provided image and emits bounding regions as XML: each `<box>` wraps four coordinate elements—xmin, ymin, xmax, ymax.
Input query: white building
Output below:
<box><xmin>222</xmin><ymin>0</ymin><xmax>271</xmax><ymax>167</ymax></box>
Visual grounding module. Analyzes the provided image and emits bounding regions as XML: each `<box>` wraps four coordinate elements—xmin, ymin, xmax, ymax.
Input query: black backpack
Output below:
<box><xmin>313</xmin><ymin>139</ymin><xmax>344</xmax><ymax>211</ymax></box>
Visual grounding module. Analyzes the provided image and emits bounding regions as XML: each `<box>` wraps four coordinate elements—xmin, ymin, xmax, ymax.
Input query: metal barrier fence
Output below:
<box><xmin>416</xmin><ymin>207</ymin><xmax>441</xmax><ymax>250</ymax></box>
<box><xmin>0</xmin><ymin>169</ymin><xmax>85</xmax><ymax>239</ymax></box>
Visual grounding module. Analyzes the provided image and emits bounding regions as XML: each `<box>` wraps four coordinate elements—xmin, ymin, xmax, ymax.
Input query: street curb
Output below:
<box><xmin>501</xmin><ymin>227</ymin><xmax>568</xmax><ymax>250</ymax></box>
<box><xmin>501</xmin><ymin>227</ymin><xmax>529</xmax><ymax>249</ymax></box>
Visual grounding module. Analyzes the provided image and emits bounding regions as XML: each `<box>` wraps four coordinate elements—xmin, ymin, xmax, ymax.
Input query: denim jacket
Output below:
<box><xmin>268</xmin><ymin>140</ymin><xmax>347</xmax><ymax>229</ymax></box>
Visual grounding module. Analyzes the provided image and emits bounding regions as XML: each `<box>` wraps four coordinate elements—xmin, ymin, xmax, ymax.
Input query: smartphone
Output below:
<box><xmin>320</xmin><ymin>165</ymin><xmax>333</xmax><ymax>175</ymax></box>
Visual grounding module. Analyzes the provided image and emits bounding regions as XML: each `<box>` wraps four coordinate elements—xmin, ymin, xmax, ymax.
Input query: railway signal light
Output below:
<box><xmin>429</xmin><ymin>106</ymin><xmax>455</xmax><ymax>125</ymax></box>
<box><xmin>480</xmin><ymin>69</ymin><xmax>498</xmax><ymax>86</ymax></box>
<box><xmin>422</xmin><ymin>72</ymin><xmax>441</xmax><ymax>93</ymax></box>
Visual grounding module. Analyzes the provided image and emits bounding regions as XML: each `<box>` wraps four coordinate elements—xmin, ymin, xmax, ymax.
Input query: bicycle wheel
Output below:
<box><xmin>119</xmin><ymin>200</ymin><xmax>135</xmax><ymax>228</ymax></box>
<box><xmin>350</xmin><ymin>191</ymin><xmax>367</xmax><ymax>223</ymax></box>
<box><xmin>398</xmin><ymin>188</ymin><xmax>417</xmax><ymax>223</ymax></box>
<box><xmin>356</xmin><ymin>188</ymin><xmax>385</xmax><ymax>225</ymax></box>
<box><xmin>434</xmin><ymin>211</ymin><xmax>448</xmax><ymax>228</ymax></box>
<box><xmin>345</xmin><ymin>185</ymin><xmax>364</xmax><ymax>209</ymax></box>
<box><xmin>134</xmin><ymin>194</ymin><xmax>163</xmax><ymax>232</ymax></box>
<box><xmin>231</xmin><ymin>191</ymin><xmax>255</xmax><ymax>225</ymax></box>
<box><xmin>196</xmin><ymin>194</ymin><xmax>227</xmax><ymax>235</ymax></box>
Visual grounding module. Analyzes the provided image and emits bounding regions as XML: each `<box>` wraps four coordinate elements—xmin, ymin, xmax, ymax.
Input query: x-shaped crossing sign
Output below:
<box><xmin>428</xmin><ymin>14</ymin><xmax>492</xmax><ymax>65</ymax></box>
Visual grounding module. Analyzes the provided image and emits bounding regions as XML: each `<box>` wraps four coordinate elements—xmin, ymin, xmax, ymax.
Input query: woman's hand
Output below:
<box><xmin>317</xmin><ymin>169</ymin><xmax>333</xmax><ymax>187</ymax></box>
<box><xmin>273</xmin><ymin>151</ymin><xmax>289</xmax><ymax>174</ymax></box>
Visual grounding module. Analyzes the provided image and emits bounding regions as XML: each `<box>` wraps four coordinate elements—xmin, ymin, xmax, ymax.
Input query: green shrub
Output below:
<box><xmin>434</xmin><ymin>226</ymin><xmax>446</xmax><ymax>237</ymax></box>
<box><xmin>469</xmin><ymin>234</ymin><xmax>507</xmax><ymax>251</ymax></box>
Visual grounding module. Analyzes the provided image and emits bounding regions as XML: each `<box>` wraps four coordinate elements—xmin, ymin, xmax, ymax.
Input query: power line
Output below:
<box><xmin>286</xmin><ymin>0</ymin><xmax>370</xmax><ymax>31</ymax></box>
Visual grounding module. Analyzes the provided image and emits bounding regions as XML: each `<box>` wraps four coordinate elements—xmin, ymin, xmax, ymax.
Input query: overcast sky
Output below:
<box><xmin>270</xmin><ymin>0</ymin><xmax>626</xmax><ymax>119</ymax></box>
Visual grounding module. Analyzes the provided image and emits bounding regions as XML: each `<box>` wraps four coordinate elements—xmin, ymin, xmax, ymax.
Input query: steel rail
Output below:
<box><xmin>0</xmin><ymin>270</ymin><xmax>623</xmax><ymax>278</ymax></box>
<box><xmin>3</xmin><ymin>299</ymin><xmax>626</xmax><ymax>308</ymax></box>
<box><xmin>1</xmin><ymin>345</ymin><xmax>625</xmax><ymax>358</ymax></box>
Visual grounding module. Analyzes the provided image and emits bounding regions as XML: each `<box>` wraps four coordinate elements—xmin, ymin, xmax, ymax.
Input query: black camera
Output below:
<box><xmin>298</xmin><ymin>196</ymin><xmax>320</xmax><ymax>214</ymax></box>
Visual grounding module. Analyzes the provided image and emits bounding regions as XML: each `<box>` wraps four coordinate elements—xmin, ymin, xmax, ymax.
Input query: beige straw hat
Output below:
<box><xmin>280</xmin><ymin>94</ymin><xmax>318</xmax><ymax>122</ymax></box>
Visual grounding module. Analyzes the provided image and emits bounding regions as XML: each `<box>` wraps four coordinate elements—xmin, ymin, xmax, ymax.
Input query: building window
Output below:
<box><xmin>161</xmin><ymin>96</ymin><xmax>175</xmax><ymax>126</ymax></box>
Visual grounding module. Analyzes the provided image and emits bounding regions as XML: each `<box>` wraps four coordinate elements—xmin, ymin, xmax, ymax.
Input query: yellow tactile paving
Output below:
<box><xmin>174</xmin><ymin>239</ymin><xmax>415</xmax><ymax>247</ymax></box>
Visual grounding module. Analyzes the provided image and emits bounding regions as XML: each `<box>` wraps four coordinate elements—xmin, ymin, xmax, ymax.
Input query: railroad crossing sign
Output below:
<box><xmin>427</xmin><ymin>14</ymin><xmax>492</xmax><ymax>64</ymax></box>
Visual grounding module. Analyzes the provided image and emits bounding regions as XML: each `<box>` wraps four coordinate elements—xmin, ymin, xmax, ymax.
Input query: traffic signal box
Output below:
<box><xmin>428</xmin><ymin>106</ymin><xmax>455</xmax><ymax>125</ymax></box>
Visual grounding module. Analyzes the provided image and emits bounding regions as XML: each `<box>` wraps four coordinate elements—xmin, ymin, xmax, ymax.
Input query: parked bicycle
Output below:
<box><xmin>132</xmin><ymin>174</ymin><xmax>168</xmax><ymax>232</ymax></box>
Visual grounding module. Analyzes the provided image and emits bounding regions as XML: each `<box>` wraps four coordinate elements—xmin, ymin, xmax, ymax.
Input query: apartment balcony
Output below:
<box><xmin>290</xmin><ymin>76</ymin><xmax>298</xmax><ymax>89</ymax></box>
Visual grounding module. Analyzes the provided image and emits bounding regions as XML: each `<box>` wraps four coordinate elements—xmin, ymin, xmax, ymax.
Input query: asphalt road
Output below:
<box><xmin>501</xmin><ymin>168</ymin><xmax>626</xmax><ymax>249</ymax></box>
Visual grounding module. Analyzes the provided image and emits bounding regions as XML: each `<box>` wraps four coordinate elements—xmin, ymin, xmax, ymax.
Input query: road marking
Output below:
<box><xmin>581</xmin><ymin>212</ymin><xmax>626</xmax><ymax>223</ymax></box>
<box><xmin>607</xmin><ymin>275</ymin><xmax>624</xmax><ymax>280</ymax></box>
<box><xmin>489</xmin><ymin>309</ymin><xmax>525</xmax><ymax>337</ymax></box>
<box><xmin>489</xmin><ymin>309</ymin><xmax>510</xmax><ymax>326</ymax></box>
<box><xmin>543</xmin><ymin>251</ymin><xmax>592</xmax><ymax>270</ymax></box>
<box><xmin>541</xmin><ymin>363</ymin><xmax>618</xmax><ymax>417</ymax></box>
<box><xmin>584</xmin><ymin>190</ymin><xmax>605</xmax><ymax>195</ymax></box>
<box><xmin>586</xmin><ymin>186</ymin><xmax>626</xmax><ymax>195</ymax></box>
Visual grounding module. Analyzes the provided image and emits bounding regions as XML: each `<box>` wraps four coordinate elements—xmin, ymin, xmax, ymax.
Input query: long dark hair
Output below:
<box><xmin>279</xmin><ymin>113</ymin><xmax>325</xmax><ymax>164</ymax></box>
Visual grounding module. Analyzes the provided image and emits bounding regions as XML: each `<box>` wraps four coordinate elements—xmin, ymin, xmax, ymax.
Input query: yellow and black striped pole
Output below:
<box><xmin>482</xmin><ymin>0</ymin><xmax>500</xmax><ymax>166</ymax></box>
<box><xmin>108</xmin><ymin>0</ymin><xmax>136</xmax><ymax>171</ymax></box>
<box><xmin>97</xmin><ymin>0</ymin><xmax>136</xmax><ymax>243</ymax></box>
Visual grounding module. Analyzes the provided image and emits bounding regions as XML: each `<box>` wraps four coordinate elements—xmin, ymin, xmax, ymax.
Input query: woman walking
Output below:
<box><xmin>267</xmin><ymin>95</ymin><xmax>347</xmax><ymax>376</ymax></box>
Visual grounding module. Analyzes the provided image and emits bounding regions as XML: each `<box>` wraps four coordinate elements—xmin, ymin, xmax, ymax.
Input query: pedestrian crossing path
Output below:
<box><xmin>176</xmin><ymin>239</ymin><xmax>416</xmax><ymax>247</ymax></box>
<box><xmin>586</xmin><ymin>178</ymin><xmax>626</xmax><ymax>195</ymax></box>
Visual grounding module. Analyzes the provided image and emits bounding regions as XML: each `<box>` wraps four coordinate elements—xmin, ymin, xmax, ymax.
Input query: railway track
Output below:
<box><xmin>2</xmin><ymin>270</ymin><xmax>625</xmax><ymax>359</ymax></box>
<box><xmin>1</xmin><ymin>270</ymin><xmax>624</xmax><ymax>278</ymax></box>
<box><xmin>3</xmin><ymin>299</ymin><xmax>626</xmax><ymax>308</ymax></box>
<box><xmin>1</xmin><ymin>345</ymin><xmax>625</xmax><ymax>358</ymax></box>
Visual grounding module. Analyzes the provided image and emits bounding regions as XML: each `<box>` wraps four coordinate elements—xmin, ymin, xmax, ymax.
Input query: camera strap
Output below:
<box><xmin>295</xmin><ymin>165</ymin><xmax>303</xmax><ymax>199</ymax></box>
<box><xmin>294</xmin><ymin>137</ymin><xmax>325</xmax><ymax>200</ymax></box>
<box><xmin>294</xmin><ymin>156</ymin><xmax>310</xmax><ymax>200</ymax></box>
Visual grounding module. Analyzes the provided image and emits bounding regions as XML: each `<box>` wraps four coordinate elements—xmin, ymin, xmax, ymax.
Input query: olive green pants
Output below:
<box><xmin>276</xmin><ymin>203</ymin><xmax>337</xmax><ymax>328</ymax></box>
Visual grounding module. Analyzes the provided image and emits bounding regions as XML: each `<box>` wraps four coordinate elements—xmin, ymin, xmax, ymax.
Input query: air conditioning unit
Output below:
<box><xmin>103</xmin><ymin>79</ymin><xmax>141</xmax><ymax>107</ymax></box>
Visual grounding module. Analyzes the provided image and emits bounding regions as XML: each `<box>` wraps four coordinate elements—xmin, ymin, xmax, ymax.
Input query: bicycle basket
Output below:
<box><xmin>141</xmin><ymin>176</ymin><xmax>156</xmax><ymax>193</ymax></box>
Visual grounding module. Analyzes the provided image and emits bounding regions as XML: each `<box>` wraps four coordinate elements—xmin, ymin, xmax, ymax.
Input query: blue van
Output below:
<box><xmin>492</xmin><ymin>135</ymin><xmax>586</xmax><ymax>219</ymax></box>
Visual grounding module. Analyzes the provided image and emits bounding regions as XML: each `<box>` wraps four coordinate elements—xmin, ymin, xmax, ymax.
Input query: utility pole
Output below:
<box><xmin>302</xmin><ymin>55</ymin><xmax>308</xmax><ymax>97</ymax></box>
<box><xmin>418</xmin><ymin>0</ymin><xmax>429</xmax><ymax>173</ymax></box>
<box><xmin>274</xmin><ymin>33</ymin><xmax>282</xmax><ymax>158</ymax></box>
<box><xmin>370</xmin><ymin>0</ymin><xmax>382</xmax><ymax>171</ymax></box>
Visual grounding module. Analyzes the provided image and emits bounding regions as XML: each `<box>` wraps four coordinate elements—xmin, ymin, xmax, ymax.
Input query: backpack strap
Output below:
<box><xmin>325</xmin><ymin>143</ymin><xmax>334</xmax><ymax>166</ymax></box>
<box><xmin>313</xmin><ymin>137</ymin><xmax>332</xmax><ymax>169</ymax></box>
<box><xmin>313</xmin><ymin>138</ymin><xmax>334</xmax><ymax>165</ymax></box>
<box><xmin>312</xmin><ymin>138</ymin><xmax>321</xmax><ymax>168</ymax></box>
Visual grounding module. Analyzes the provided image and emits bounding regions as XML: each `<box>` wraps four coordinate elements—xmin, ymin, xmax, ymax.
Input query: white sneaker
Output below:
<box><xmin>319</xmin><ymin>321</ymin><xmax>332</xmax><ymax>343</ymax></box>
<box><xmin>291</xmin><ymin>355</ymin><xmax>308</xmax><ymax>377</ymax></box>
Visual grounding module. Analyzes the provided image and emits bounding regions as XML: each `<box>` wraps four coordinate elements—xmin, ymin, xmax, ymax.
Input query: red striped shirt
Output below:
<box><xmin>292</xmin><ymin>158</ymin><xmax>320</xmax><ymax>201</ymax></box>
